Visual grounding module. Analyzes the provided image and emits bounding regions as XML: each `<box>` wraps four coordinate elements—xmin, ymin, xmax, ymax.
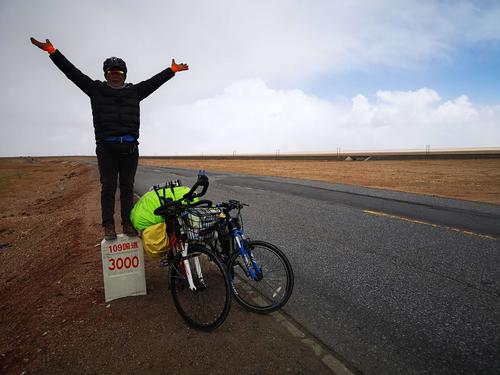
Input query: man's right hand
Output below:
<box><xmin>30</xmin><ymin>37</ymin><xmax>56</xmax><ymax>54</ymax></box>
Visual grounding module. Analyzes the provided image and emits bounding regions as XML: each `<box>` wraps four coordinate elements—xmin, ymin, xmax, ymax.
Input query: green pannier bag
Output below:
<box><xmin>130</xmin><ymin>186</ymin><xmax>197</xmax><ymax>231</ymax></box>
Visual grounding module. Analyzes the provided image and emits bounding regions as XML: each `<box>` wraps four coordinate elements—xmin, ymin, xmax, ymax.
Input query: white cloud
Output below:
<box><xmin>141</xmin><ymin>79</ymin><xmax>338</xmax><ymax>154</ymax></box>
<box><xmin>140</xmin><ymin>80</ymin><xmax>500</xmax><ymax>155</ymax></box>
<box><xmin>433</xmin><ymin>95</ymin><xmax>478</xmax><ymax>124</ymax></box>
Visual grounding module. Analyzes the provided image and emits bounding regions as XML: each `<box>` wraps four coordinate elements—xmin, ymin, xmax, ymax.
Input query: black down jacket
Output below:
<box><xmin>50</xmin><ymin>50</ymin><xmax>175</xmax><ymax>141</ymax></box>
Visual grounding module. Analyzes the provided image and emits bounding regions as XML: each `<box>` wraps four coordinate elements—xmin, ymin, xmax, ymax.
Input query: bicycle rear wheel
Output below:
<box><xmin>229</xmin><ymin>240</ymin><xmax>294</xmax><ymax>313</ymax></box>
<box><xmin>170</xmin><ymin>244</ymin><xmax>231</xmax><ymax>331</ymax></box>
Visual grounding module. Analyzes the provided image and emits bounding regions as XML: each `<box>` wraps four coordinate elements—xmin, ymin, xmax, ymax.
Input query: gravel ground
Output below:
<box><xmin>0</xmin><ymin>158</ymin><xmax>334</xmax><ymax>375</ymax></box>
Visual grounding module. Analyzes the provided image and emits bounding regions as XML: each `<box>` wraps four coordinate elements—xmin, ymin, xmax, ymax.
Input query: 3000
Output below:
<box><xmin>108</xmin><ymin>255</ymin><xmax>139</xmax><ymax>271</ymax></box>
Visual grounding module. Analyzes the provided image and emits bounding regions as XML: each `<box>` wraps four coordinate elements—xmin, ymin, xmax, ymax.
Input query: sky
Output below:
<box><xmin>1</xmin><ymin>0</ymin><xmax>499</xmax><ymax>156</ymax></box>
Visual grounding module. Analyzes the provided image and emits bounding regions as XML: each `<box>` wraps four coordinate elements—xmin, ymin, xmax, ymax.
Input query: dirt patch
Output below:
<box><xmin>139</xmin><ymin>158</ymin><xmax>500</xmax><ymax>205</ymax></box>
<box><xmin>0</xmin><ymin>158</ymin><xmax>332</xmax><ymax>374</ymax></box>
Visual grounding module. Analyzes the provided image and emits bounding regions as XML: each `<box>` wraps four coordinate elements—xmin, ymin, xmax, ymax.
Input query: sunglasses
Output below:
<box><xmin>107</xmin><ymin>69</ymin><xmax>124</xmax><ymax>75</ymax></box>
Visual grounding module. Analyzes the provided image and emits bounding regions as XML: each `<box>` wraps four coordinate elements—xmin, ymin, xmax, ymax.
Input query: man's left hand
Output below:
<box><xmin>171</xmin><ymin>59</ymin><xmax>189</xmax><ymax>73</ymax></box>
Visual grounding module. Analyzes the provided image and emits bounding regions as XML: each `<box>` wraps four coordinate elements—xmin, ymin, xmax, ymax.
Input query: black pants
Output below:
<box><xmin>96</xmin><ymin>141</ymin><xmax>138</xmax><ymax>227</ymax></box>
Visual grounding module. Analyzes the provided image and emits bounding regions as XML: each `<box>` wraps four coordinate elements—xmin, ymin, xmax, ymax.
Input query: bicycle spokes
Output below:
<box><xmin>171</xmin><ymin>245</ymin><xmax>231</xmax><ymax>331</ymax></box>
<box><xmin>228</xmin><ymin>241</ymin><xmax>294</xmax><ymax>313</ymax></box>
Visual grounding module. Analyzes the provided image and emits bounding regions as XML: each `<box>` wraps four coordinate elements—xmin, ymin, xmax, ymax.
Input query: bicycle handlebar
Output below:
<box><xmin>218</xmin><ymin>199</ymin><xmax>248</xmax><ymax>214</ymax></box>
<box><xmin>182</xmin><ymin>173</ymin><xmax>209</xmax><ymax>202</ymax></box>
<box><xmin>153</xmin><ymin>198</ymin><xmax>213</xmax><ymax>216</ymax></box>
<box><xmin>190</xmin><ymin>199</ymin><xmax>213</xmax><ymax>208</ymax></box>
<box><xmin>153</xmin><ymin>172</ymin><xmax>211</xmax><ymax>216</ymax></box>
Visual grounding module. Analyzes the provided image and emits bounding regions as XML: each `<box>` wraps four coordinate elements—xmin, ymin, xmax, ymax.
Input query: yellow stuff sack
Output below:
<box><xmin>141</xmin><ymin>222</ymin><xmax>169</xmax><ymax>259</ymax></box>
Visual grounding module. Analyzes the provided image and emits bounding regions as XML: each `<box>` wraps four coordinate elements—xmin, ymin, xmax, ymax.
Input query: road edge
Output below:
<box><xmin>271</xmin><ymin>309</ymin><xmax>360</xmax><ymax>375</ymax></box>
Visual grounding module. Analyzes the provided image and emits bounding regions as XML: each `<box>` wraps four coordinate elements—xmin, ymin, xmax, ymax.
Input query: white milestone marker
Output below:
<box><xmin>101</xmin><ymin>234</ymin><xmax>147</xmax><ymax>302</ymax></box>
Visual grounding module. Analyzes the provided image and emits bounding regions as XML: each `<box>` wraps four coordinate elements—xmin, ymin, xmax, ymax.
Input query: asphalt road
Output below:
<box><xmin>135</xmin><ymin>165</ymin><xmax>500</xmax><ymax>375</ymax></box>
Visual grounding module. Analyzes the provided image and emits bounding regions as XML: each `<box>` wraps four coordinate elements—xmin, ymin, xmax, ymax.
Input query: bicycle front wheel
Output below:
<box><xmin>170</xmin><ymin>244</ymin><xmax>231</xmax><ymax>331</ymax></box>
<box><xmin>229</xmin><ymin>240</ymin><xmax>294</xmax><ymax>313</ymax></box>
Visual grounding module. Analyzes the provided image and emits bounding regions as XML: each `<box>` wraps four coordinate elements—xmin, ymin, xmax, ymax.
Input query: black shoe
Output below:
<box><xmin>104</xmin><ymin>224</ymin><xmax>117</xmax><ymax>241</ymax></box>
<box><xmin>123</xmin><ymin>222</ymin><xmax>138</xmax><ymax>237</ymax></box>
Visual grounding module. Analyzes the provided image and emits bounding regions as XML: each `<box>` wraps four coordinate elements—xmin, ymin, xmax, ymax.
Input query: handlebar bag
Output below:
<box><xmin>130</xmin><ymin>186</ymin><xmax>197</xmax><ymax>230</ymax></box>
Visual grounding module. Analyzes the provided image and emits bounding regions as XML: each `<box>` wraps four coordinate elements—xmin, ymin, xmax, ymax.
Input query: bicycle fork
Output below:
<box><xmin>234</xmin><ymin>234</ymin><xmax>263</xmax><ymax>281</ymax></box>
<box><xmin>180</xmin><ymin>242</ymin><xmax>204</xmax><ymax>291</ymax></box>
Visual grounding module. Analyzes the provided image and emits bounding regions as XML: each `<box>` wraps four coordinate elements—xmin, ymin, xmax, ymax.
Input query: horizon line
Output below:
<box><xmin>3</xmin><ymin>146</ymin><xmax>500</xmax><ymax>158</ymax></box>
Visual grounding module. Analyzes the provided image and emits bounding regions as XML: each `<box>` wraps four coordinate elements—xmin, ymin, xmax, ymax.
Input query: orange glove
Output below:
<box><xmin>30</xmin><ymin>37</ymin><xmax>56</xmax><ymax>55</ymax></box>
<box><xmin>171</xmin><ymin>58</ymin><xmax>189</xmax><ymax>73</ymax></box>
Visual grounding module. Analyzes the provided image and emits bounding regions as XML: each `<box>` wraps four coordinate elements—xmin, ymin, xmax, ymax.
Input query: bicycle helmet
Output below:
<box><xmin>103</xmin><ymin>57</ymin><xmax>127</xmax><ymax>77</ymax></box>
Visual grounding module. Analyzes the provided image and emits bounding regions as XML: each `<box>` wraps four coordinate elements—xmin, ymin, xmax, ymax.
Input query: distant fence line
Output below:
<box><xmin>140</xmin><ymin>149</ymin><xmax>500</xmax><ymax>161</ymax></box>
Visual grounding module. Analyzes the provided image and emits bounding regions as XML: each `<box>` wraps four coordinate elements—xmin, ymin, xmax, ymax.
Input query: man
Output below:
<box><xmin>30</xmin><ymin>37</ymin><xmax>189</xmax><ymax>240</ymax></box>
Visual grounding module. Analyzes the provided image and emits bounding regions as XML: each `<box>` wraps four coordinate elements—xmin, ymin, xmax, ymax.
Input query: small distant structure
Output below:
<box><xmin>344</xmin><ymin>156</ymin><xmax>371</xmax><ymax>161</ymax></box>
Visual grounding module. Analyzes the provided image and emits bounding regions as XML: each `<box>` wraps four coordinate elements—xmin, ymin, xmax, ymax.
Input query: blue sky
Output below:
<box><xmin>0</xmin><ymin>0</ymin><xmax>499</xmax><ymax>156</ymax></box>
<box><xmin>307</xmin><ymin>41</ymin><xmax>500</xmax><ymax>104</ymax></box>
<box><xmin>310</xmin><ymin>41</ymin><xmax>500</xmax><ymax>105</ymax></box>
